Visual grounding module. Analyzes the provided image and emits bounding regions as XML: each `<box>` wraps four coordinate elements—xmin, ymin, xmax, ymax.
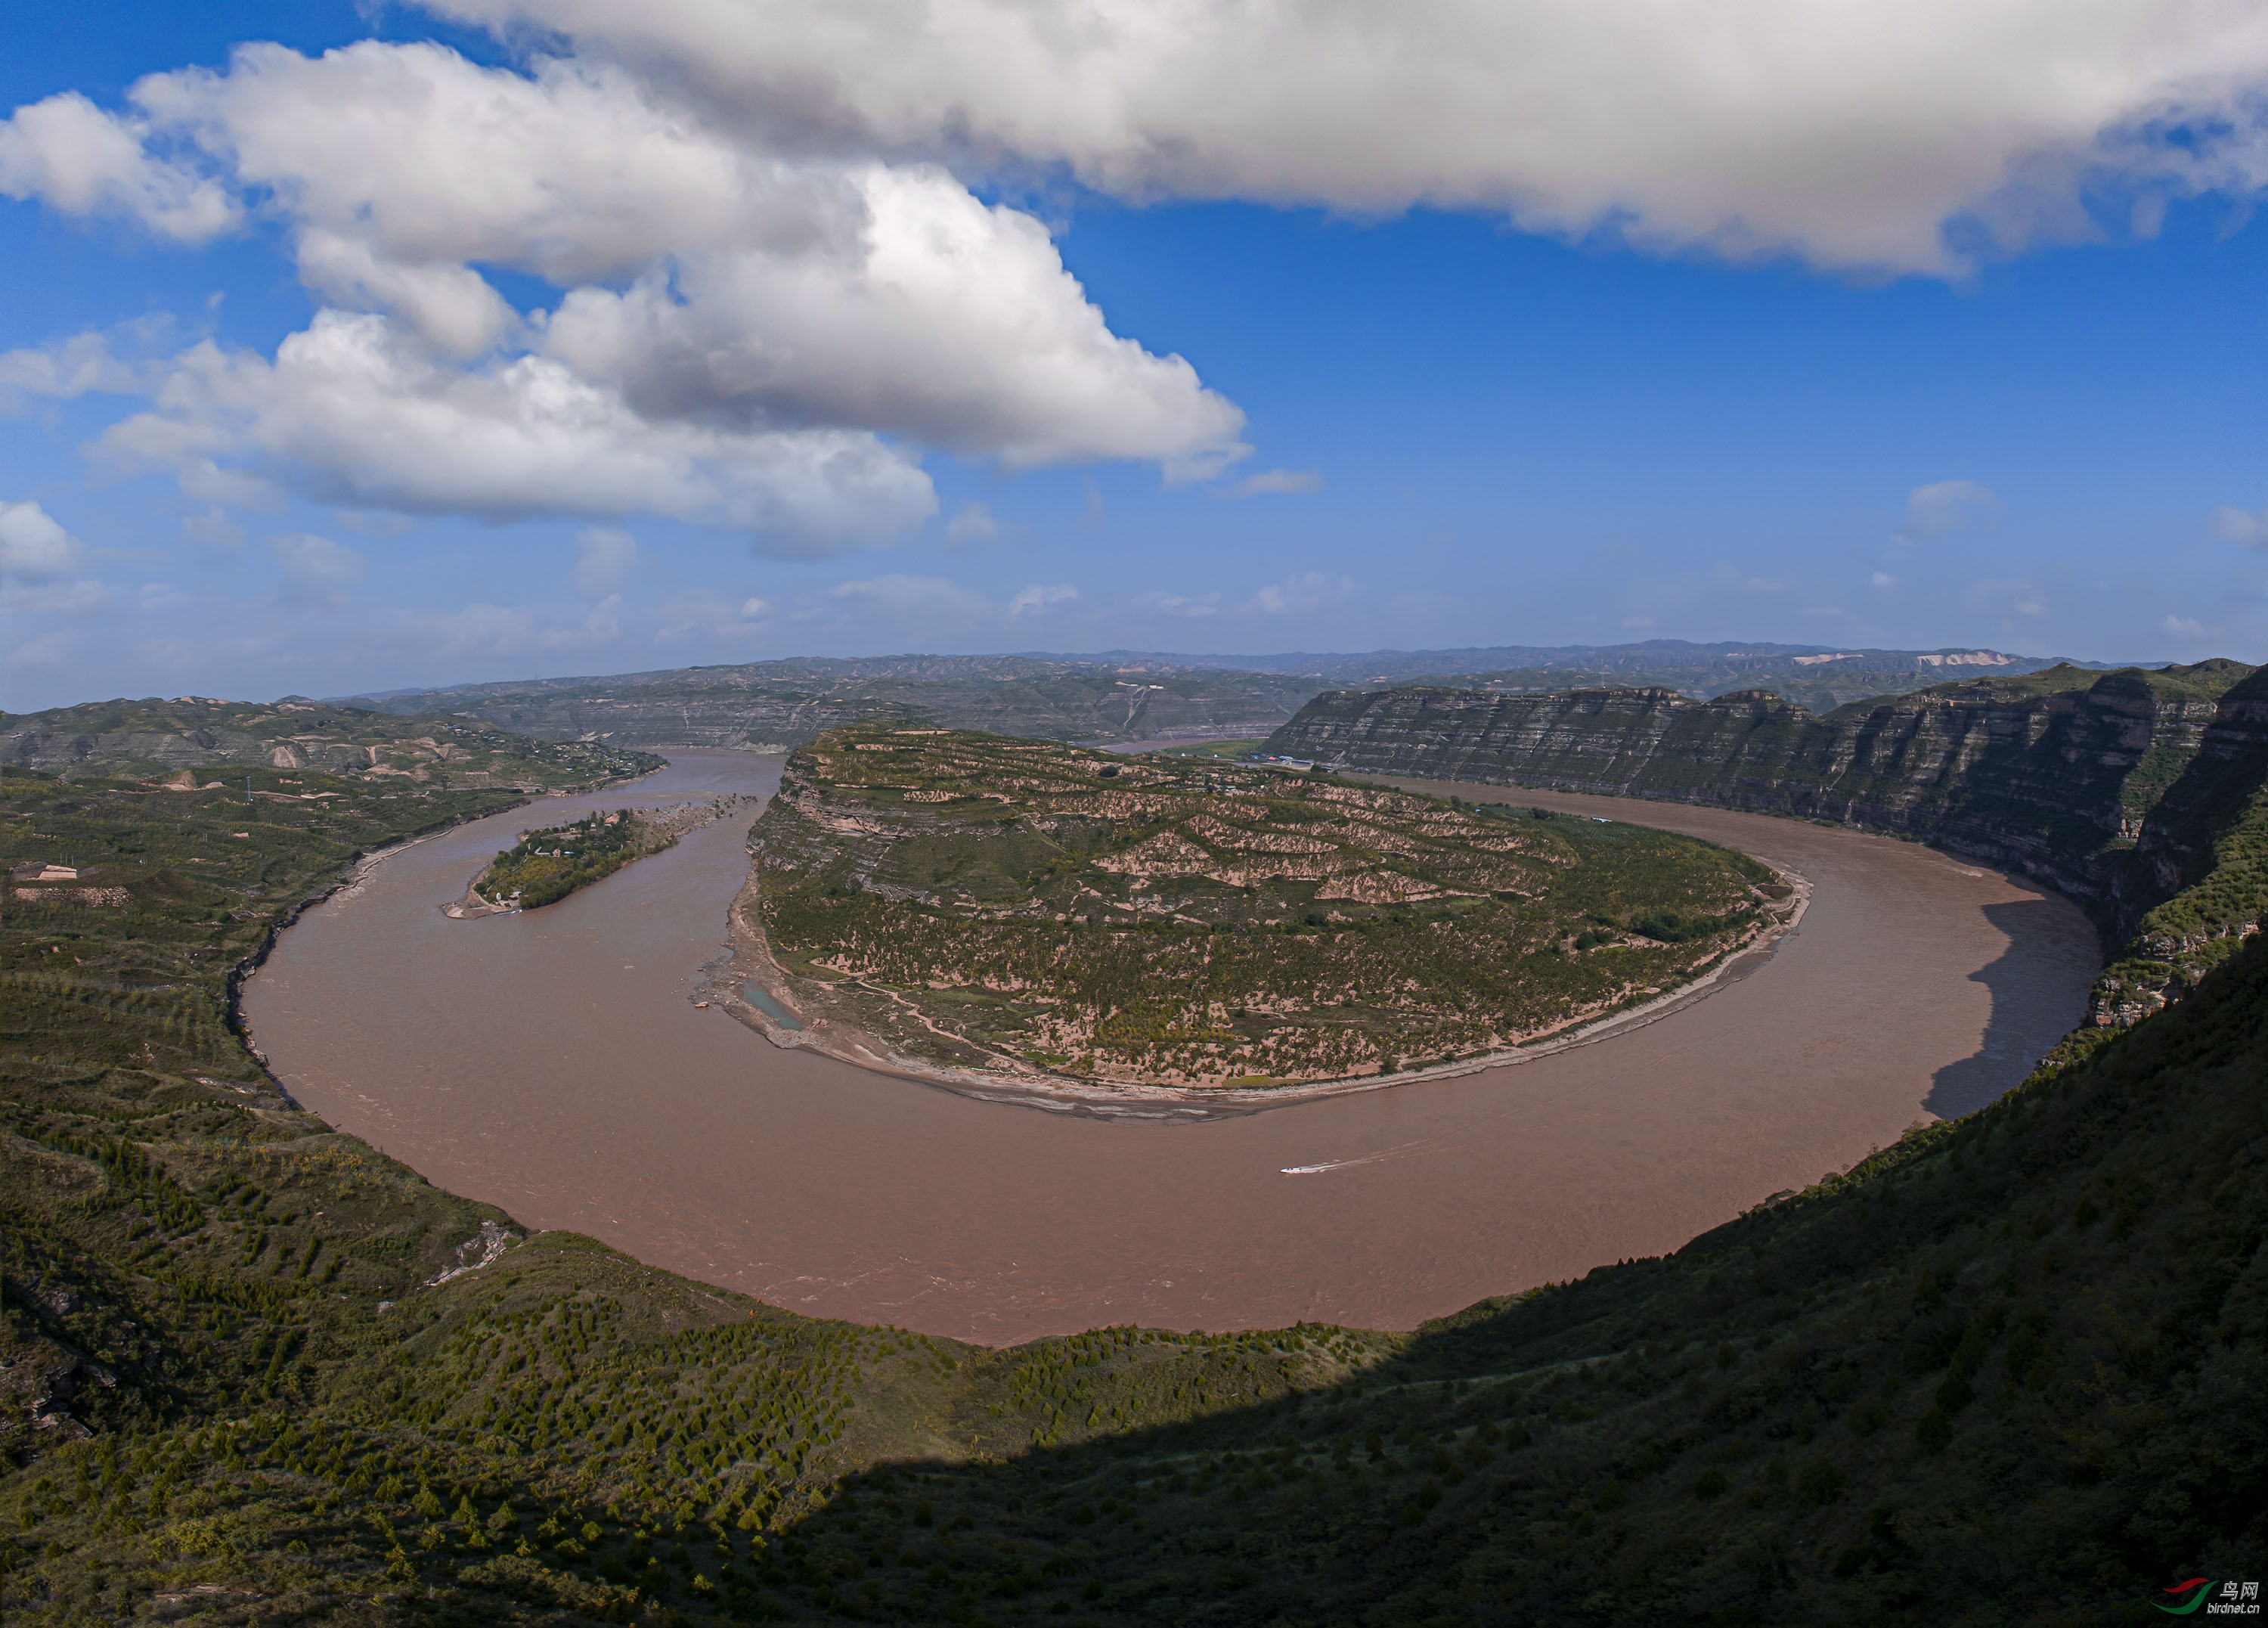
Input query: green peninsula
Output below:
<box><xmin>743</xmin><ymin>725</ymin><xmax>1792</xmax><ymax>1086</ymax></box>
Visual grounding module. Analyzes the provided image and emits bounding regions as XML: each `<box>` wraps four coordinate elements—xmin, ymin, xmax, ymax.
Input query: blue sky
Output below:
<box><xmin>4</xmin><ymin>1</ymin><xmax>2266</xmax><ymax>709</ymax></box>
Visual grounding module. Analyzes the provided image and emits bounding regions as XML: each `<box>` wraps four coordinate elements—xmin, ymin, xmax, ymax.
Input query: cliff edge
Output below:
<box><xmin>1263</xmin><ymin>659</ymin><xmax>2266</xmax><ymax>1029</ymax></box>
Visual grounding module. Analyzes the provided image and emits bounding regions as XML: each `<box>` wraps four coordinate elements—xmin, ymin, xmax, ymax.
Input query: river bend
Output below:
<box><xmin>241</xmin><ymin>752</ymin><xmax>2097</xmax><ymax>1344</ymax></box>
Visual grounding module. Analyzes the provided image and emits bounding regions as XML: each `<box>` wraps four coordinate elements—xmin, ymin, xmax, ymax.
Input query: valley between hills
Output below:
<box><xmin>2</xmin><ymin>654</ymin><xmax>2264</xmax><ymax>1625</ymax></box>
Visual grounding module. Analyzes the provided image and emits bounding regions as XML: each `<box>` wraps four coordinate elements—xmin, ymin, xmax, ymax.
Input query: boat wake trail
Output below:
<box><xmin>1281</xmin><ymin>1044</ymin><xmax>1698</xmax><ymax>1174</ymax></box>
<box><xmin>1279</xmin><ymin>1124</ymin><xmax>1480</xmax><ymax>1176</ymax></box>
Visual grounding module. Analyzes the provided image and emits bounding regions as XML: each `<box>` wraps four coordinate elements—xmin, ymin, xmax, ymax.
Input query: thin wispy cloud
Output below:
<box><xmin>1896</xmin><ymin>479</ymin><xmax>1997</xmax><ymax>544</ymax></box>
<box><xmin>944</xmin><ymin>501</ymin><xmax>1002</xmax><ymax>547</ymax></box>
<box><xmin>1221</xmin><ymin>468</ymin><xmax>1323</xmax><ymax>498</ymax></box>
<box><xmin>572</xmin><ymin>526</ymin><xmax>639</xmax><ymax>597</ymax></box>
<box><xmin>268</xmin><ymin>530</ymin><xmax>365</xmax><ymax>606</ymax></box>
<box><xmin>2208</xmin><ymin>504</ymin><xmax>2268</xmax><ymax>547</ymax></box>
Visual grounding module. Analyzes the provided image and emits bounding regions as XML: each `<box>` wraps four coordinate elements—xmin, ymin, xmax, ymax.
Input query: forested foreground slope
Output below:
<box><xmin>2</xmin><ymin>709</ymin><xmax>2264</xmax><ymax>1626</ymax></box>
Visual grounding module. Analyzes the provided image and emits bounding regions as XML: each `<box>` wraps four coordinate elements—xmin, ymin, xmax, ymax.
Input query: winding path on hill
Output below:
<box><xmin>241</xmin><ymin>751</ymin><xmax>2098</xmax><ymax>1345</ymax></box>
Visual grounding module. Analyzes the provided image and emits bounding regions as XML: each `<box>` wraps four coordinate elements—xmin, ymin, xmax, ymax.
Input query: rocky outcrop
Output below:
<box><xmin>1266</xmin><ymin>660</ymin><xmax>2267</xmax><ymax>1029</ymax></box>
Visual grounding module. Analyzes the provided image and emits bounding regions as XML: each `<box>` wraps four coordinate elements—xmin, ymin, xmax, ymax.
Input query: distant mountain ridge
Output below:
<box><xmin>0</xmin><ymin>696</ymin><xmax>658</xmax><ymax>789</ymax></box>
<box><xmin>1080</xmin><ymin>640</ymin><xmax>2100</xmax><ymax>712</ymax></box>
<box><xmin>329</xmin><ymin>642</ymin><xmax>2103</xmax><ymax>748</ymax></box>
<box><xmin>339</xmin><ymin>659</ymin><xmax>1320</xmax><ymax>750</ymax></box>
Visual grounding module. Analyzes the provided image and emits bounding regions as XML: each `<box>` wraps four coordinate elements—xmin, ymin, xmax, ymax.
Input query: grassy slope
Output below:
<box><xmin>4</xmin><ymin>715</ymin><xmax>2265</xmax><ymax>1625</ymax></box>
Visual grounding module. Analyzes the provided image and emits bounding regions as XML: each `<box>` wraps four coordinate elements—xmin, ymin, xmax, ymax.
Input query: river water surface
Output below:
<box><xmin>243</xmin><ymin>752</ymin><xmax>2099</xmax><ymax>1344</ymax></box>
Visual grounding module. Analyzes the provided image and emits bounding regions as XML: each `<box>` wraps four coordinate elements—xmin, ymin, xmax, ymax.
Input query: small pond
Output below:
<box><xmin>743</xmin><ymin>985</ymin><xmax>803</xmax><ymax>1030</ymax></box>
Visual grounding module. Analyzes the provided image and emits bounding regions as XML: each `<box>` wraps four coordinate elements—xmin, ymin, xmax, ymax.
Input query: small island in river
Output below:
<box><xmin>447</xmin><ymin>794</ymin><xmax>750</xmax><ymax>916</ymax></box>
<box><xmin>724</xmin><ymin>724</ymin><xmax>1799</xmax><ymax>1094</ymax></box>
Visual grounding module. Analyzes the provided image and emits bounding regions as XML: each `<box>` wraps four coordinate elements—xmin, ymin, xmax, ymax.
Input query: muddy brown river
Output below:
<box><xmin>242</xmin><ymin>752</ymin><xmax>2098</xmax><ymax>1345</ymax></box>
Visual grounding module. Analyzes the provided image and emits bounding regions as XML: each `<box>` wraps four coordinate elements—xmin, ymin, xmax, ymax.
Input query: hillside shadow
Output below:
<box><xmin>759</xmin><ymin>1191</ymin><xmax>1881</xmax><ymax>1622</ymax></box>
<box><xmin>749</xmin><ymin>941</ymin><xmax>2268</xmax><ymax>1626</ymax></box>
<box><xmin>1921</xmin><ymin>897</ymin><xmax>2096</xmax><ymax>1120</ymax></box>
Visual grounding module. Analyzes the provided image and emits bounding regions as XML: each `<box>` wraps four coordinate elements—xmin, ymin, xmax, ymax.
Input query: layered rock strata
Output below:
<box><xmin>1265</xmin><ymin>661</ymin><xmax>2265</xmax><ymax>1028</ymax></box>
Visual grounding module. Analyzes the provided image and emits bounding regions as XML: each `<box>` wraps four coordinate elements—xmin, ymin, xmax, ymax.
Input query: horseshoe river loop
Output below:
<box><xmin>240</xmin><ymin>750</ymin><xmax>2098</xmax><ymax>1344</ymax></box>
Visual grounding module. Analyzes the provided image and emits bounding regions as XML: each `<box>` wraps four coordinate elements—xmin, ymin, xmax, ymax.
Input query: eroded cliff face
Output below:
<box><xmin>2090</xmin><ymin>666</ymin><xmax>2268</xmax><ymax>1025</ymax></box>
<box><xmin>1265</xmin><ymin>660</ymin><xmax>2265</xmax><ymax>1028</ymax></box>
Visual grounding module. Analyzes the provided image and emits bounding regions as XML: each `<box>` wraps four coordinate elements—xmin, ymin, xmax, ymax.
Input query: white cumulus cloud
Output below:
<box><xmin>0</xmin><ymin>501</ymin><xmax>113</xmax><ymax>619</ymax></box>
<box><xmin>943</xmin><ymin>501</ymin><xmax>1001</xmax><ymax>547</ymax></box>
<box><xmin>93</xmin><ymin>312</ymin><xmax>939</xmax><ymax>554</ymax></box>
<box><xmin>0</xmin><ymin>91</ymin><xmax>238</xmax><ymax>243</ymax></box>
<box><xmin>0</xmin><ymin>499</ymin><xmax>85</xmax><ymax>580</ymax></box>
<box><xmin>430</xmin><ymin>0</ymin><xmax>2268</xmax><ymax>275</ymax></box>
<box><xmin>0</xmin><ymin>40</ymin><xmax>1245</xmax><ymax>543</ymax></box>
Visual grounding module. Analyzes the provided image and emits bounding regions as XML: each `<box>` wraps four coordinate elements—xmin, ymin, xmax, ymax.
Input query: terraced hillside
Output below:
<box><xmin>0</xmin><ymin>697</ymin><xmax>660</xmax><ymax>790</ymax></box>
<box><xmin>742</xmin><ymin>725</ymin><xmax>1789</xmax><ymax>1086</ymax></box>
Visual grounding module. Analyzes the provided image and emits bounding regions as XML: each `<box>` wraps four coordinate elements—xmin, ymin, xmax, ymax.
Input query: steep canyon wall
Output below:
<box><xmin>1266</xmin><ymin>660</ymin><xmax>2268</xmax><ymax>1026</ymax></box>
